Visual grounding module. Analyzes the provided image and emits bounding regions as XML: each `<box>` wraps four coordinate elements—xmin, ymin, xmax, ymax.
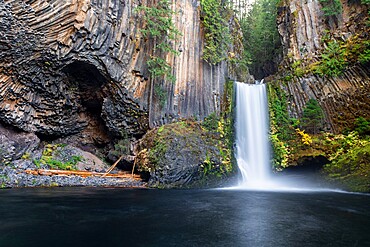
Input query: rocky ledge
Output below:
<box><xmin>134</xmin><ymin>120</ymin><xmax>236</xmax><ymax>188</ymax></box>
<box><xmin>0</xmin><ymin>122</ymin><xmax>146</xmax><ymax>188</ymax></box>
<box><xmin>0</xmin><ymin>161</ymin><xmax>145</xmax><ymax>188</ymax></box>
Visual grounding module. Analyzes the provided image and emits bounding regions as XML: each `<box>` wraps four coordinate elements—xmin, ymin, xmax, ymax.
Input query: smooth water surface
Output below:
<box><xmin>235</xmin><ymin>82</ymin><xmax>270</xmax><ymax>187</ymax></box>
<box><xmin>1</xmin><ymin>188</ymin><xmax>369</xmax><ymax>247</ymax></box>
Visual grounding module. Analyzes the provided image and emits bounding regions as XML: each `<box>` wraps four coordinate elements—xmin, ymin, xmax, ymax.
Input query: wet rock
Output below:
<box><xmin>0</xmin><ymin>123</ymin><xmax>40</xmax><ymax>163</ymax></box>
<box><xmin>135</xmin><ymin>121</ymin><xmax>234</xmax><ymax>188</ymax></box>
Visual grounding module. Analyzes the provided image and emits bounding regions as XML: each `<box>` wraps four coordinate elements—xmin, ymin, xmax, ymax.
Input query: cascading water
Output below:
<box><xmin>235</xmin><ymin>81</ymin><xmax>271</xmax><ymax>188</ymax></box>
<box><xmin>232</xmin><ymin>81</ymin><xmax>341</xmax><ymax>192</ymax></box>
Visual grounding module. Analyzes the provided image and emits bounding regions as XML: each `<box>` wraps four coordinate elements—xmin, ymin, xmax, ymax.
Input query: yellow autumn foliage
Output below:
<box><xmin>295</xmin><ymin>128</ymin><xmax>312</xmax><ymax>145</ymax></box>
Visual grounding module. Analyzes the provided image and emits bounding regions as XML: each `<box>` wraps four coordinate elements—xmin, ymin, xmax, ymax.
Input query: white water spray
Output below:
<box><xmin>235</xmin><ymin>81</ymin><xmax>271</xmax><ymax>188</ymax></box>
<box><xmin>231</xmin><ymin>81</ymin><xmax>342</xmax><ymax>192</ymax></box>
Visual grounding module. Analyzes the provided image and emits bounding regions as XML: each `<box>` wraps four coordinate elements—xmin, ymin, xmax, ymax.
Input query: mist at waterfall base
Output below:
<box><xmin>233</xmin><ymin>82</ymin><xmax>334</xmax><ymax>191</ymax></box>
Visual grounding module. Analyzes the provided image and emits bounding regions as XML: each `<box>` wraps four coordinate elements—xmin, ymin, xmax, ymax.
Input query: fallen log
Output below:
<box><xmin>25</xmin><ymin>169</ymin><xmax>142</xmax><ymax>179</ymax></box>
<box><xmin>102</xmin><ymin>155</ymin><xmax>123</xmax><ymax>177</ymax></box>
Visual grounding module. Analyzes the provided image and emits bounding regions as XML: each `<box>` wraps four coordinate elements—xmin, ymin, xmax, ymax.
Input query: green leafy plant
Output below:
<box><xmin>201</xmin><ymin>112</ymin><xmax>219</xmax><ymax>132</ymax></box>
<box><xmin>33</xmin><ymin>144</ymin><xmax>83</xmax><ymax>170</ymax></box>
<box><xmin>154</xmin><ymin>84</ymin><xmax>168</xmax><ymax>108</ymax></box>
<box><xmin>354</xmin><ymin>117</ymin><xmax>370</xmax><ymax>136</ymax></box>
<box><xmin>319</xmin><ymin>0</ymin><xmax>342</xmax><ymax>16</ymax></box>
<box><xmin>314</xmin><ymin>41</ymin><xmax>347</xmax><ymax>77</ymax></box>
<box><xmin>358</xmin><ymin>41</ymin><xmax>370</xmax><ymax>64</ymax></box>
<box><xmin>268</xmin><ymin>83</ymin><xmax>294</xmax><ymax>168</ymax></box>
<box><xmin>324</xmin><ymin>132</ymin><xmax>370</xmax><ymax>192</ymax></box>
<box><xmin>21</xmin><ymin>152</ymin><xmax>31</xmax><ymax>160</ymax></box>
<box><xmin>240</xmin><ymin>0</ymin><xmax>282</xmax><ymax>76</ymax></box>
<box><xmin>136</xmin><ymin>0</ymin><xmax>181</xmax><ymax>82</ymax></box>
<box><xmin>200</xmin><ymin>0</ymin><xmax>232</xmax><ymax>65</ymax></box>
<box><xmin>301</xmin><ymin>99</ymin><xmax>324</xmax><ymax>134</ymax></box>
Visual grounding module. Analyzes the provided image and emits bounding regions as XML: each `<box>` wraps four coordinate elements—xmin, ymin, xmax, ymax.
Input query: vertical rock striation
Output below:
<box><xmin>276</xmin><ymin>0</ymin><xmax>370</xmax><ymax>133</ymax></box>
<box><xmin>0</xmin><ymin>0</ymin><xmax>229</xmax><ymax>143</ymax></box>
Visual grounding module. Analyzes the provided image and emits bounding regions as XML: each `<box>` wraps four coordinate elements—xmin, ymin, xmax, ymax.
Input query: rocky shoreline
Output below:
<box><xmin>0</xmin><ymin>161</ymin><xmax>146</xmax><ymax>189</ymax></box>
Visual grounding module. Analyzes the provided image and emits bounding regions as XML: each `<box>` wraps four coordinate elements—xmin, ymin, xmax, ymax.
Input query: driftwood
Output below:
<box><xmin>25</xmin><ymin>169</ymin><xmax>141</xmax><ymax>179</ymax></box>
<box><xmin>102</xmin><ymin>155</ymin><xmax>124</xmax><ymax>177</ymax></box>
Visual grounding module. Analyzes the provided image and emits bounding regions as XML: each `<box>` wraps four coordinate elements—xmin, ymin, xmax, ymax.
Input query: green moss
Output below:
<box><xmin>0</xmin><ymin>174</ymin><xmax>8</xmax><ymax>189</ymax></box>
<box><xmin>21</xmin><ymin>152</ymin><xmax>31</xmax><ymax>160</ymax></box>
<box><xmin>324</xmin><ymin>135</ymin><xmax>370</xmax><ymax>192</ymax></box>
<box><xmin>268</xmin><ymin>83</ymin><xmax>293</xmax><ymax>169</ymax></box>
<box><xmin>200</xmin><ymin>0</ymin><xmax>232</xmax><ymax>65</ymax></box>
<box><xmin>33</xmin><ymin>144</ymin><xmax>83</xmax><ymax>170</ymax></box>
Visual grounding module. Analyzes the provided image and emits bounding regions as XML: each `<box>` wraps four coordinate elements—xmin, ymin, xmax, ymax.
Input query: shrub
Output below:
<box><xmin>314</xmin><ymin>41</ymin><xmax>347</xmax><ymax>77</ymax></box>
<box><xmin>201</xmin><ymin>112</ymin><xmax>219</xmax><ymax>132</ymax></box>
<box><xmin>324</xmin><ymin>133</ymin><xmax>370</xmax><ymax>192</ymax></box>
<box><xmin>301</xmin><ymin>99</ymin><xmax>324</xmax><ymax>134</ymax></box>
<box><xmin>354</xmin><ymin>117</ymin><xmax>370</xmax><ymax>136</ymax></box>
<box><xmin>200</xmin><ymin>0</ymin><xmax>232</xmax><ymax>64</ymax></box>
<box><xmin>319</xmin><ymin>0</ymin><xmax>342</xmax><ymax>16</ymax></box>
<box><xmin>136</xmin><ymin>0</ymin><xmax>181</xmax><ymax>82</ymax></box>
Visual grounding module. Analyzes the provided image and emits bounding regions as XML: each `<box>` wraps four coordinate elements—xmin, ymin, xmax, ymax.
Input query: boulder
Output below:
<box><xmin>135</xmin><ymin>121</ymin><xmax>234</xmax><ymax>188</ymax></box>
<box><xmin>0</xmin><ymin>123</ymin><xmax>40</xmax><ymax>164</ymax></box>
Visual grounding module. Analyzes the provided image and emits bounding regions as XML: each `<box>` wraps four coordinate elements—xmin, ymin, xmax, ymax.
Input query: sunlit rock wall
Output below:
<box><xmin>0</xmin><ymin>0</ymin><xmax>228</xmax><ymax>140</ymax></box>
<box><xmin>277</xmin><ymin>0</ymin><xmax>370</xmax><ymax>133</ymax></box>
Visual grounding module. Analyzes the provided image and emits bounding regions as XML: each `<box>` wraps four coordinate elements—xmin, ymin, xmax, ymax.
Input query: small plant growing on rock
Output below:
<box><xmin>33</xmin><ymin>144</ymin><xmax>83</xmax><ymax>170</ymax></box>
<box><xmin>201</xmin><ymin>112</ymin><xmax>219</xmax><ymax>132</ymax></box>
<box><xmin>319</xmin><ymin>0</ymin><xmax>342</xmax><ymax>16</ymax></box>
<box><xmin>301</xmin><ymin>99</ymin><xmax>324</xmax><ymax>134</ymax></box>
<box><xmin>136</xmin><ymin>0</ymin><xmax>181</xmax><ymax>83</ymax></box>
<box><xmin>296</xmin><ymin>129</ymin><xmax>313</xmax><ymax>146</ymax></box>
<box><xmin>354</xmin><ymin>117</ymin><xmax>370</xmax><ymax>136</ymax></box>
<box><xmin>314</xmin><ymin>41</ymin><xmax>347</xmax><ymax>77</ymax></box>
<box><xmin>21</xmin><ymin>152</ymin><xmax>31</xmax><ymax>160</ymax></box>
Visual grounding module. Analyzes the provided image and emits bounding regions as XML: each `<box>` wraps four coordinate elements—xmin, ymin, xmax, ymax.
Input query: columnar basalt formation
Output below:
<box><xmin>0</xmin><ymin>0</ymin><xmax>228</xmax><ymax>144</ymax></box>
<box><xmin>277</xmin><ymin>0</ymin><xmax>370</xmax><ymax>133</ymax></box>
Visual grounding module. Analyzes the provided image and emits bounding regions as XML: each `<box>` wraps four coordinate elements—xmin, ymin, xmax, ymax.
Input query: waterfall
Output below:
<box><xmin>235</xmin><ymin>81</ymin><xmax>270</xmax><ymax>187</ymax></box>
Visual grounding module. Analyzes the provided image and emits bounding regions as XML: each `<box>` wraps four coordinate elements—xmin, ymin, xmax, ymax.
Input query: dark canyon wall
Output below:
<box><xmin>276</xmin><ymin>0</ymin><xmax>370</xmax><ymax>133</ymax></box>
<box><xmin>0</xmin><ymin>0</ymin><xmax>229</xmax><ymax>143</ymax></box>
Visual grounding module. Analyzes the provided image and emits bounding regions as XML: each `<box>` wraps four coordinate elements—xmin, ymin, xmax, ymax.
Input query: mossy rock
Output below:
<box><xmin>324</xmin><ymin>142</ymin><xmax>370</xmax><ymax>192</ymax></box>
<box><xmin>135</xmin><ymin>121</ymin><xmax>235</xmax><ymax>188</ymax></box>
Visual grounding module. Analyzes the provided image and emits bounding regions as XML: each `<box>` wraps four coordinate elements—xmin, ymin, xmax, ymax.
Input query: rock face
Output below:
<box><xmin>134</xmin><ymin>121</ymin><xmax>234</xmax><ymax>188</ymax></box>
<box><xmin>0</xmin><ymin>0</ymin><xmax>229</xmax><ymax>143</ymax></box>
<box><xmin>0</xmin><ymin>123</ymin><xmax>40</xmax><ymax>164</ymax></box>
<box><xmin>277</xmin><ymin>0</ymin><xmax>370</xmax><ymax>133</ymax></box>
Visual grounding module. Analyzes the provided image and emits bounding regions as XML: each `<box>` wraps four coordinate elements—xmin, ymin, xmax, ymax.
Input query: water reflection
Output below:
<box><xmin>0</xmin><ymin>188</ymin><xmax>369</xmax><ymax>247</ymax></box>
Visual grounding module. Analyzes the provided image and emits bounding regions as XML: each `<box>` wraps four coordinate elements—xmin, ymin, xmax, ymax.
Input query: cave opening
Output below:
<box><xmin>62</xmin><ymin>61</ymin><xmax>111</xmax><ymax>149</ymax></box>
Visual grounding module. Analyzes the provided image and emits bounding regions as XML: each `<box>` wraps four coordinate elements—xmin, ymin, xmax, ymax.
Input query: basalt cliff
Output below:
<box><xmin>271</xmin><ymin>0</ymin><xmax>370</xmax><ymax>191</ymax></box>
<box><xmin>0</xmin><ymin>0</ymin><xmax>234</xmax><ymax>143</ymax></box>
<box><xmin>0</xmin><ymin>0</ymin><xmax>241</xmax><ymax>187</ymax></box>
<box><xmin>276</xmin><ymin>0</ymin><xmax>369</xmax><ymax>133</ymax></box>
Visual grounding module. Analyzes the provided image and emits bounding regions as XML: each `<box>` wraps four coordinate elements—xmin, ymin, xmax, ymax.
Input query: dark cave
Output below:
<box><xmin>62</xmin><ymin>61</ymin><xmax>112</xmax><ymax>148</ymax></box>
